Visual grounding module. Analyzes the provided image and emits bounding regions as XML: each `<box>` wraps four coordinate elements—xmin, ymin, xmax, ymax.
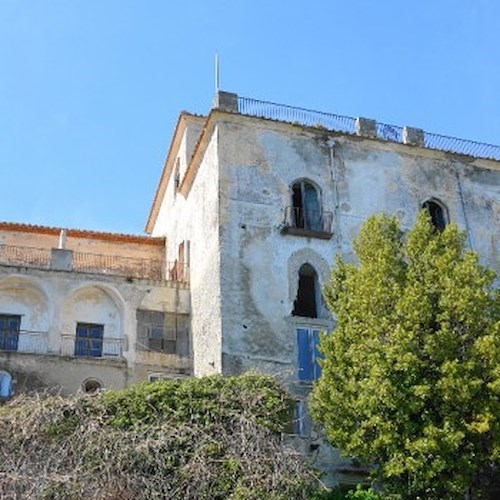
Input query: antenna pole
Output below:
<box><xmin>215</xmin><ymin>51</ymin><xmax>219</xmax><ymax>92</ymax></box>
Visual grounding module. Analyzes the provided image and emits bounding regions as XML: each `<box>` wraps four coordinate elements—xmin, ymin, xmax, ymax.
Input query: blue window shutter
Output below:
<box><xmin>297</xmin><ymin>328</ymin><xmax>312</xmax><ymax>381</ymax></box>
<box><xmin>312</xmin><ymin>329</ymin><xmax>322</xmax><ymax>380</ymax></box>
<box><xmin>89</xmin><ymin>326</ymin><xmax>103</xmax><ymax>357</ymax></box>
<box><xmin>75</xmin><ymin>325</ymin><xmax>88</xmax><ymax>356</ymax></box>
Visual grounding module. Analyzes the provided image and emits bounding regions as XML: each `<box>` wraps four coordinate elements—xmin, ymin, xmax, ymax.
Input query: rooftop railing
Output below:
<box><xmin>0</xmin><ymin>243</ymin><xmax>186</xmax><ymax>282</ymax></box>
<box><xmin>72</xmin><ymin>251</ymin><xmax>164</xmax><ymax>281</ymax></box>
<box><xmin>237</xmin><ymin>96</ymin><xmax>500</xmax><ymax>161</ymax></box>
<box><xmin>0</xmin><ymin>244</ymin><xmax>51</xmax><ymax>269</ymax></box>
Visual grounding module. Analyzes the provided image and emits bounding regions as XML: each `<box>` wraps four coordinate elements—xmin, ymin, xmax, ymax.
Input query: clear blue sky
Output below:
<box><xmin>1</xmin><ymin>0</ymin><xmax>499</xmax><ymax>234</ymax></box>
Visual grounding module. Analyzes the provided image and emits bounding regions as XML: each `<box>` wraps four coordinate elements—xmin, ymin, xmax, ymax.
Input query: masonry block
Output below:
<box><xmin>355</xmin><ymin>117</ymin><xmax>377</xmax><ymax>138</ymax></box>
<box><xmin>50</xmin><ymin>248</ymin><xmax>73</xmax><ymax>271</ymax></box>
<box><xmin>403</xmin><ymin>126</ymin><xmax>425</xmax><ymax>147</ymax></box>
<box><xmin>212</xmin><ymin>91</ymin><xmax>238</xmax><ymax>113</ymax></box>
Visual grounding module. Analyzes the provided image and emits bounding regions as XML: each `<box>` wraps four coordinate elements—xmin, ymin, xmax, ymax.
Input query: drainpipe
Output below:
<box><xmin>326</xmin><ymin>138</ymin><xmax>337</xmax><ymax>206</ymax></box>
<box><xmin>327</xmin><ymin>138</ymin><xmax>340</xmax><ymax>245</ymax></box>
<box><xmin>455</xmin><ymin>171</ymin><xmax>473</xmax><ymax>249</ymax></box>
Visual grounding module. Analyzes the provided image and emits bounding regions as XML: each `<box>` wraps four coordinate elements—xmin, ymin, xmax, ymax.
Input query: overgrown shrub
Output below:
<box><xmin>0</xmin><ymin>373</ymin><xmax>319</xmax><ymax>499</ymax></box>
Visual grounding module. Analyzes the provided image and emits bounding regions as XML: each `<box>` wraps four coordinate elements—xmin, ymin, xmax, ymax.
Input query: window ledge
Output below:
<box><xmin>281</xmin><ymin>226</ymin><xmax>333</xmax><ymax>240</ymax></box>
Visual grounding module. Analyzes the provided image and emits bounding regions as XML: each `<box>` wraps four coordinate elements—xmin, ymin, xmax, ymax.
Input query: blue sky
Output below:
<box><xmin>1</xmin><ymin>0</ymin><xmax>499</xmax><ymax>234</ymax></box>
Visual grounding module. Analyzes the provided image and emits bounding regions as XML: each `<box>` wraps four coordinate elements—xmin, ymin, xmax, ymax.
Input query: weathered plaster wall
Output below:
<box><xmin>0</xmin><ymin>352</ymin><xmax>128</xmax><ymax>394</ymax></box>
<box><xmin>212</xmin><ymin>112</ymin><xmax>499</xmax><ymax>486</ymax></box>
<box><xmin>151</xmin><ymin>126</ymin><xmax>223</xmax><ymax>376</ymax></box>
<box><xmin>0</xmin><ymin>264</ymin><xmax>190</xmax><ymax>394</ymax></box>
<box><xmin>215</xmin><ymin>114</ymin><xmax>499</xmax><ymax>382</ymax></box>
<box><xmin>217</xmin><ymin>117</ymin><xmax>336</xmax><ymax>380</ymax></box>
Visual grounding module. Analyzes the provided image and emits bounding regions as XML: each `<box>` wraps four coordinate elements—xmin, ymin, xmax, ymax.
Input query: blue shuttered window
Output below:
<box><xmin>75</xmin><ymin>323</ymin><xmax>104</xmax><ymax>357</ymax></box>
<box><xmin>297</xmin><ymin>328</ymin><xmax>322</xmax><ymax>382</ymax></box>
<box><xmin>0</xmin><ymin>315</ymin><xmax>21</xmax><ymax>352</ymax></box>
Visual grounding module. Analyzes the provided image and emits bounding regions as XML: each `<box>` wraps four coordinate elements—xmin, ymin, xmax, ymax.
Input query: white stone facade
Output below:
<box><xmin>147</xmin><ymin>94</ymin><xmax>499</xmax><ymax>386</ymax></box>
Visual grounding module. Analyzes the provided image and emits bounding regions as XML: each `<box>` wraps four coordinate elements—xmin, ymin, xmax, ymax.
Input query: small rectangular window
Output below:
<box><xmin>0</xmin><ymin>314</ymin><xmax>21</xmax><ymax>352</ymax></box>
<box><xmin>75</xmin><ymin>323</ymin><xmax>104</xmax><ymax>357</ymax></box>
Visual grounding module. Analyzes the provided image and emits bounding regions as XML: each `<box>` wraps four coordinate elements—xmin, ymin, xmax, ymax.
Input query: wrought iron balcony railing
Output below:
<box><xmin>0</xmin><ymin>330</ymin><xmax>48</xmax><ymax>354</ymax></box>
<box><xmin>281</xmin><ymin>207</ymin><xmax>333</xmax><ymax>239</ymax></box>
<box><xmin>60</xmin><ymin>334</ymin><xmax>123</xmax><ymax>358</ymax></box>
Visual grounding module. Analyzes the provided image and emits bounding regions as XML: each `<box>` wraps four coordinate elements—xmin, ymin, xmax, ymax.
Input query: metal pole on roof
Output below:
<box><xmin>215</xmin><ymin>51</ymin><xmax>219</xmax><ymax>92</ymax></box>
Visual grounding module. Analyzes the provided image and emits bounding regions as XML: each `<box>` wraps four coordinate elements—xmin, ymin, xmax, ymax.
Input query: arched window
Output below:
<box><xmin>293</xmin><ymin>263</ymin><xmax>319</xmax><ymax>318</ymax></box>
<box><xmin>292</xmin><ymin>180</ymin><xmax>322</xmax><ymax>231</ymax></box>
<box><xmin>422</xmin><ymin>199</ymin><xmax>448</xmax><ymax>231</ymax></box>
<box><xmin>0</xmin><ymin>371</ymin><xmax>13</xmax><ymax>399</ymax></box>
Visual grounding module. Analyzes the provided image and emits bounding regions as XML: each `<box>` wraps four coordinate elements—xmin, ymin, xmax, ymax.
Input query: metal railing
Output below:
<box><xmin>60</xmin><ymin>334</ymin><xmax>123</xmax><ymax>358</ymax></box>
<box><xmin>0</xmin><ymin>330</ymin><xmax>48</xmax><ymax>354</ymax></box>
<box><xmin>72</xmin><ymin>251</ymin><xmax>164</xmax><ymax>281</ymax></box>
<box><xmin>282</xmin><ymin>207</ymin><xmax>333</xmax><ymax>235</ymax></box>
<box><xmin>167</xmin><ymin>260</ymin><xmax>189</xmax><ymax>283</ymax></box>
<box><xmin>238</xmin><ymin>96</ymin><xmax>356</xmax><ymax>133</ymax></box>
<box><xmin>237</xmin><ymin>96</ymin><xmax>500</xmax><ymax>161</ymax></box>
<box><xmin>0</xmin><ymin>244</ymin><xmax>51</xmax><ymax>269</ymax></box>
<box><xmin>0</xmin><ymin>244</ymin><xmax>177</xmax><ymax>282</ymax></box>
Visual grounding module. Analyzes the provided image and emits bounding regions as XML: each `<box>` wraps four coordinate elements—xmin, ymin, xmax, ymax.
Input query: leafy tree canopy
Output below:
<box><xmin>311</xmin><ymin>212</ymin><xmax>500</xmax><ymax>499</ymax></box>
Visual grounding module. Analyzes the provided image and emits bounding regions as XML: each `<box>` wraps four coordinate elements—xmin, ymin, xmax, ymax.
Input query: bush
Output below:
<box><xmin>0</xmin><ymin>373</ymin><xmax>317</xmax><ymax>499</ymax></box>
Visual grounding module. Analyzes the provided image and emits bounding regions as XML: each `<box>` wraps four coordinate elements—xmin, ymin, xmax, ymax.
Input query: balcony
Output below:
<box><xmin>0</xmin><ymin>243</ymin><xmax>184</xmax><ymax>282</ymax></box>
<box><xmin>0</xmin><ymin>330</ymin><xmax>49</xmax><ymax>354</ymax></box>
<box><xmin>60</xmin><ymin>334</ymin><xmax>123</xmax><ymax>358</ymax></box>
<box><xmin>0</xmin><ymin>331</ymin><xmax>123</xmax><ymax>358</ymax></box>
<box><xmin>281</xmin><ymin>207</ymin><xmax>333</xmax><ymax>239</ymax></box>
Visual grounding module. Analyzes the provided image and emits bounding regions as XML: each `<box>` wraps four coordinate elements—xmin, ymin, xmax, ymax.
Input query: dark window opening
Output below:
<box><xmin>293</xmin><ymin>264</ymin><xmax>318</xmax><ymax>318</ymax></box>
<box><xmin>174</xmin><ymin>158</ymin><xmax>181</xmax><ymax>191</ymax></box>
<box><xmin>0</xmin><ymin>314</ymin><xmax>21</xmax><ymax>352</ymax></box>
<box><xmin>291</xmin><ymin>181</ymin><xmax>322</xmax><ymax>231</ymax></box>
<box><xmin>423</xmin><ymin>200</ymin><xmax>447</xmax><ymax>231</ymax></box>
<box><xmin>75</xmin><ymin>323</ymin><xmax>104</xmax><ymax>357</ymax></box>
<box><xmin>82</xmin><ymin>378</ymin><xmax>102</xmax><ymax>394</ymax></box>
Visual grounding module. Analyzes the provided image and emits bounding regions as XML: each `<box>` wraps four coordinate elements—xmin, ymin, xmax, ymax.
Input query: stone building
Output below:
<box><xmin>1</xmin><ymin>90</ymin><xmax>499</xmax><ymax>484</ymax></box>
<box><xmin>0</xmin><ymin>223</ymin><xmax>190</xmax><ymax>397</ymax></box>
<box><xmin>145</xmin><ymin>91</ymin><xmax>499</xmax><ymax>483</ymax></box>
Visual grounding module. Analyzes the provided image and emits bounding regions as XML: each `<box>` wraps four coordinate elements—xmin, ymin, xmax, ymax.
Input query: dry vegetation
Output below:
<box><xmin>0</xmin><ymin>374</ymin><xmax>319</xmax><ymax>499</ymax></box>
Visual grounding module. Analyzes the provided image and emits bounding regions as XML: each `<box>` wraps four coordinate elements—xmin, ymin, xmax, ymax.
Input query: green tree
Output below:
<box><xmin>311</xmin><ymin>212</ymin><xmax>500</xmax><ymax>499</ymax></box>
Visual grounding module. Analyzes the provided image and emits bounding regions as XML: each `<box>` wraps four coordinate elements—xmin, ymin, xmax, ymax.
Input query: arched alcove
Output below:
<box><xmin>62</xmin><ymin>284</ymin><xmax>124</xmax><ymax>357</ymax></box>
<box><xmin>0</xmin><ymin>276</ymin><xmax>51</xmax><ymax>353</ymax></box>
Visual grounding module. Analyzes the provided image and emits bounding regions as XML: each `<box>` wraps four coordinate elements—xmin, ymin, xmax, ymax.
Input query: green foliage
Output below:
<box><xmin>311</xmin><ymin>485</ymin><xmax>382</xmax><ymax>500</ymax></box>
<box><xmin>312</xmin><ymin>212</ymin><xmax>500</xmax><ymax>499</ymax></box>
<box><xmin>101</xmin><ymin>372</ymin><xmax>292</xmax><ymax>432</ymax></box>
<box><xmin>0</xmin><ymin>373</ymin><xmax>316</xmax><ymax>499</ymax></box>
